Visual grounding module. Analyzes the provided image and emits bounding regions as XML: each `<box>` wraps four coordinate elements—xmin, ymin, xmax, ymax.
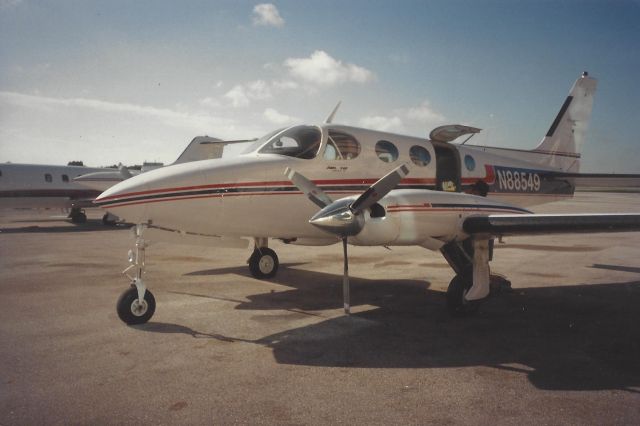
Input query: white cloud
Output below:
<box><xmin>263</xmin><ymin>108</ymin><xmax>299</xmax><ymax>125</ymax></box>
<box><xmin>224</xmin><ymin>85</ymin><xmax>250</xmax><ymax>108</ymax></box>
<box><xmin>223</xmin><ymin>80</ymin><xmax>272</xmax><ymax>108</ymax></box>
<box><xmin>358</xmin><ymin>115</ymin><xmax>404</xmax><ymax>132</ymax></box>
<box><xmin>0</xmin><ymin>91</ymin><xmax>265</xmax><ymax>166</ymax></box>
<box><xmin>284</xmin><ymin>50</ymin><xmax>374</xmax><ymax>87</ymax></box>
<box><xmin>0</xmin><ymin>0</ymin><xmax>22</xmax><ymax>10</ymax></box>
<box><xmin>405</xmin><ymin>100</ymin><xmax>446</xmax><ymax>123</ymax></box>
<box><xmin>252</xmin><ymin>3</ymin><xmax>285</xmax><ymax>28</ymax></box>
<box><xmin>272</xmin><ymin>80</ymin><xmax>299</xmax><ymax>90</ymax></box>
<box><xmin>0</xmin><ymin>91</ymin><xmax>224</xmax><ymax>130</ymax></box>
<box><xmin>200</xmin><ymin>97</ymin><xmax>221</xmax><ymax>108</ymax></box>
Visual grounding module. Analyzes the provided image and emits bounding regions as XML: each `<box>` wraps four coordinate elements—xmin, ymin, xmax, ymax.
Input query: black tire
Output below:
<box><xmin>71</xmin><ymin>211</ymin><xmax>87</xmax><ymax>224</ymax></box>
<box><xmin>446</xmin><ymin>273</ymin><xmax>478</xmax><ymax>316</ymax></box>
<box><xmin>116</xmin><ymin>286</ymin><xmax>156</xmax><ymax>325</ymax></box>
<box><xmin>248</xmin><ymin>247</ymin><xmax>279</xmax><ymax>279</ymax></box>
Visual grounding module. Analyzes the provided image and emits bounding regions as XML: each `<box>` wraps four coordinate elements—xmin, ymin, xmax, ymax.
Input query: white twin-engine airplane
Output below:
<box><xmin>96</xmin><ymin>72</ymin><xmax>640</xmax><ymax>325</ymax></box>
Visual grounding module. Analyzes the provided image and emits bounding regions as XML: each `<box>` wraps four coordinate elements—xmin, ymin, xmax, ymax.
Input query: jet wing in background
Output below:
<box><xmin>463</xmin><ymin>213</ymin><xmax>640</xmax><ymax>237</ymax></box>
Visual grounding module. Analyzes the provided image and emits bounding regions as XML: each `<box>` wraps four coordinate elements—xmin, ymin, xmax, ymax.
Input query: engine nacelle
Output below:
<box><xmin>351</xmin><ymin>210</ymin><xmax>400</xmax><ymax>246</ymax></box>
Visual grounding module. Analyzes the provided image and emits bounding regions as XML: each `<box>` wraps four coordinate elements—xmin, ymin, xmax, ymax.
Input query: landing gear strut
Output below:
<box><xmin>445</xmin><ymin>269</ymin><xmax>478</xmax><ymax>316</ymax></box>
<box><xmin>248</xmin><ymin>238</ymin><xmax>279</xmax><ymax>279</ymax></box>
<box><xmin>117</xmin><ymin>224</ymin><xmax>156</xmax><ymax>325</ymax></box>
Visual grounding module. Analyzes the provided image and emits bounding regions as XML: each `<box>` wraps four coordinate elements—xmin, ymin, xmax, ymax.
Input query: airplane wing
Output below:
<box><xmin>463</xmin><ymin>213</ymin><xmax>640</xmax><ymax>237</ymax></box>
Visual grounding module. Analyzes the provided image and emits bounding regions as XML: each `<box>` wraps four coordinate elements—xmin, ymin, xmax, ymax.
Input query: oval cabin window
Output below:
<box><xmin>410</xmin><ymin>145</ymin><xmax>431</xmax><ymax>167</ymax></box>
<box><xmin>464</xmin><ymin>154</ymin><xmax>476</xmax><ymax>171</ymax></box>
<box><xmin>375</xmin><ymin>140</ymin><xmax>399</xmax><ymax>163</ymax></box>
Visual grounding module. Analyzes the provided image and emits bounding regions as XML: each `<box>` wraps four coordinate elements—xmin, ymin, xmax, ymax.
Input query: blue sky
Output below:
<box><xmin>1</xmin><ymin>0</ymin><xmax>639</xmax><ymax>172</ymax></box>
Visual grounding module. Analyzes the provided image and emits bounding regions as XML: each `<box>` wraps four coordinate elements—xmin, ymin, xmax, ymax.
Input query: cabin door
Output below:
<box><xmin>433</xmin><ymin>142</ymin><xmax>461</xmax><ymax>192</ymax></box>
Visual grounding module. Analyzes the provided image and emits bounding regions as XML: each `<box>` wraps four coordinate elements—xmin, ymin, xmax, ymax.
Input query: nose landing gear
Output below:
<box><xmin>116</xmin><ymin>224</ymin><xmax>156</xmax><ymax>325</ymax></box>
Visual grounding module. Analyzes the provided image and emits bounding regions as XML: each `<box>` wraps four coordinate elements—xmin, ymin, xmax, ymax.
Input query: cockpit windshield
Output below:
<box><xmin>258</xmin><ymin>125</ymin><xmax>322</xmax><ymax>159</ymax></box>
<box><xmin>241</xmin><ymin>128</ymin><xmax>285</xmax><ymax>154</ymax></box>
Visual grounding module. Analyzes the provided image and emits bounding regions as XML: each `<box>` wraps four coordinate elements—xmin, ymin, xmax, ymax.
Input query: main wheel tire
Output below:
<box><xmin>117</xmin><ymin>286</ymin><xmax>156</xmax><ymax>325</ymax></box>
<box><xmin>71</xmin><ymin>211</ymin><xmax>87</xmax><ymax>224</ymax></box>
<box><xmin>248</xmin><ymin>247</ymin><xmax>279</xmax><ymax>279</ymax></box>
<box><xmin>446</xmin><ymin>273</ymin><xmax>478</xmax><ymax>316</ymax></box>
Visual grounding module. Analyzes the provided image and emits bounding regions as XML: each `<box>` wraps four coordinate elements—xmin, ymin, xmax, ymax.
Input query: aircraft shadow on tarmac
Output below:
<box><xmin>176</xmin><ymin>264</ymin><xmax>640</xmax><ymax>392</ymax></box>
<box><xmin>0</xmin><ymin>219</ymin><xmax>130</xmax><ymax>233</ymax></box>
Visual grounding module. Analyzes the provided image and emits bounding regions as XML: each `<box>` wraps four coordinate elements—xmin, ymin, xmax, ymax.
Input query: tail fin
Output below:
<box><xmin>534</xmin><ymin>72</ymin><xmax>597</xmax><ymax>172</ymax></box>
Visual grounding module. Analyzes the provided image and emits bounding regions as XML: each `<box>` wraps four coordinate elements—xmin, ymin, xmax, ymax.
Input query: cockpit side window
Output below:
<box><xmin>259</xmin><ymin>125</ymin><xmax>321</xmax><ymax>159</ymax></box>
<box><xmin>323</xmin><ymin>130</ymin><xmax>361</xmax><ymax>160</ymax></box>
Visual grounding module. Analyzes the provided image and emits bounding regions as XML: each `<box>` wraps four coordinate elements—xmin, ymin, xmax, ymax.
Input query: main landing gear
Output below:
<box><xmin>116</xmin><ymin>224</ymin><xmax>156</xmax><ymax>325</ymax></box>
<box><xmin>445</xmin><ymin>268</ymin><xmax>478</xmax><ymax>316</ymax></box>
<box><xmin>248</xmin><ymin>238</ymin><xmax>279</xmax><ymax>279</ymax></box>
<box><xmin>68</xmin><ymin>207</ymin><xmax>87</xmax><ymax>224</ymax></box>
<box><xmin>440</xmin><ymin>238</ymin><xmax>508</xmax><ymax>316</ymax></box>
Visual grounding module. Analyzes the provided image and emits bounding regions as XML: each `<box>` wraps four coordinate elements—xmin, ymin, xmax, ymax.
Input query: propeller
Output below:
<box><xmin>285</xmin><ymin>163</ymin><xmax>410</xmax><ymax>315</ymax></box>
<box><xmin>284</xmin><ymin>167</ymin><xmax>333</xmax><ymax>208</ymax></box>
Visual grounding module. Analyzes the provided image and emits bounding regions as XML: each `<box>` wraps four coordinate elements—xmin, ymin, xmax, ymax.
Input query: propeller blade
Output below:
<box><xmin>342</xmin><ymin>237</ymin><xmax>350</xmax><ymax>315</ymax></box>
<box><xmin>350</xmin><ymin>163</ymin><xmax>410</xmax><ymax>213</ymax></box>
<box><xmin>285</xmin><ymin>167</ymin><xmax>333</xmax><ymax>208</ymax></box>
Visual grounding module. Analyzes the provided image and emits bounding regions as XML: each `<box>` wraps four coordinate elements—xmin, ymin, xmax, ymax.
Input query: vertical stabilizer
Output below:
<box><xmin>534</xmin><ymin>72</ymin><xmax>597</xmax><ymax>172</ymax></box>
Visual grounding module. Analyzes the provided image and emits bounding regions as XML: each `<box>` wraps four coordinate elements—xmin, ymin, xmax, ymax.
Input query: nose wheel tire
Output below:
<box><xmin>248</xmin><ymin>247</ymin><xmax>279</xmax><ymax>279</ymax></box>
<box><xmin>116</xmin><ymin>286</ymin><xmax>156</xmax><ymax>325</ymax></box>
<box><xmin>446</xmin><ymin>273</ymin><xmax>479</xmax><ymax>316</ymax></box>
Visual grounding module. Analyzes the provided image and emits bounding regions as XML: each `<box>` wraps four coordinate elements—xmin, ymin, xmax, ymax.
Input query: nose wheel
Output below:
<box><xmin>248</xmin><ymin>247</ymin><xmax>279</xmax><ymax>279</ymax></box>
<box><xmin>117</xmin><ymin>224</ymin><xmax>156</xmax><ymax>325</ymax></box>
<box><xmin>117</xmin><ymin>285</ymin><xmax>156</xmax><ymax>325</ymax></box>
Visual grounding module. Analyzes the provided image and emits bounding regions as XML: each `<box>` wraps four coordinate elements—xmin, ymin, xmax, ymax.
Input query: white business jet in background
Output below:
<box><xmin>0</xmin><ymin>135</ymin><xmax>252</xmax><ymax>224</ymax></box>
<box><xmin>95</xmin><ymin>72</ymin><xmax>640</xmax><ymax>325</ymax></box>
<box><xmin>0</xmin><ymin>162</ymin><xmax>113</xmax><ymax>223</ymax></box>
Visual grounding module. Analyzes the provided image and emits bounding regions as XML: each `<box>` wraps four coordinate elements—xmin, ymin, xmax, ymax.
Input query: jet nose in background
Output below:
<box><xmin>94</xmin><ymin>174</ymin><xmax>151</xmax><ymax>224</ymax></box>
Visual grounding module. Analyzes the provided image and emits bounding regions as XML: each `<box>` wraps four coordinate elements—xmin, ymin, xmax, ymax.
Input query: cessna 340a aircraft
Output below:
<box><xmin>95</xmin><ymin>72</ymin><xmax>640</xmax><ymax>325</ymax></box>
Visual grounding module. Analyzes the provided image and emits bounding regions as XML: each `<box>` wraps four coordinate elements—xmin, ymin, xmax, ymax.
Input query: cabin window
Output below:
<box><xmin>45</xmin><ymin>173</ymin><xmax>52</xmax><ymax>183</ymax></box>
<box><xmin>324</xmin><ymin>130</ymin><xmax>361</xmax><ymax>160</ymax></box>
<box><xmin>259</xmin><ymin>125</ymin><xmax>321</xmax><ymax>159</ymax></box>
<box><xmin>464</xmin><ymin>154</ymin><xmax>476</xmax><ymax>171</ymax></box>
<box><xmin>62</xmin><ymin>174</ymin><xmax>69</xmax><ymax>182</ymax></box>
<box><xmin>375</xmin><ymin>140</ymin><xmax>398</xmax><ymax>163</ymax></box>
<box><xmin>410</xmin><ymin>145</ymin><xmax>431</xmax><ymax>167</ymax></box>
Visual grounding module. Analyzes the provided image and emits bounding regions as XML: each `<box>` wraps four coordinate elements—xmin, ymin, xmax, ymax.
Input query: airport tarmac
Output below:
<box><xmin>1</xmin><ymin>191</ymin><xmax>639</xmax><ymax>425</ymax></box>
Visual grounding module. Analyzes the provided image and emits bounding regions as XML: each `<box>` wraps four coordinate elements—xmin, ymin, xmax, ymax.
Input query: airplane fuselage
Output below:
<box><xmin>0</xmin><ymin>163</ymin><xmax>106</xmax><ymax>209</ymax></box>
<box><xmin>96</xmin><ymin>124</ymin><xmax>575</xmax><ymax>245</ymax></box>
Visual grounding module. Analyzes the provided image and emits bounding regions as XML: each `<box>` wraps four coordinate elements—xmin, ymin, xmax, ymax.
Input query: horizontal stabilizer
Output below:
<box><xmin>564</xmin><ymin>173</ymin><xmax>640</xmax><ymax>190</ymax></box>
<box><xmin>173</xmin><ymin>136</ymin><xmax>256</xmax><ymax>164</ymax></box>
<box><xmin>464</xmin><ymin>213</ymin><xmax>640</xmax><ymax>237</ymax></box>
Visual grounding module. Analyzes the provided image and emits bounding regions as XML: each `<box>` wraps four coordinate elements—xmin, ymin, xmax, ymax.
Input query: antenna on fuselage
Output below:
<box><xmin>324</xmin><ymin>101</ymin><xmax>342</xmax><ymax>124</ymax></box>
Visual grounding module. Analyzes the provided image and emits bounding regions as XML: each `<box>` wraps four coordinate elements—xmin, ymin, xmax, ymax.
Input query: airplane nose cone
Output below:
<box><xmin>309</xmin><ymin>198</ymin><xmax>364</xmax><ymax>236</ymax></box>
